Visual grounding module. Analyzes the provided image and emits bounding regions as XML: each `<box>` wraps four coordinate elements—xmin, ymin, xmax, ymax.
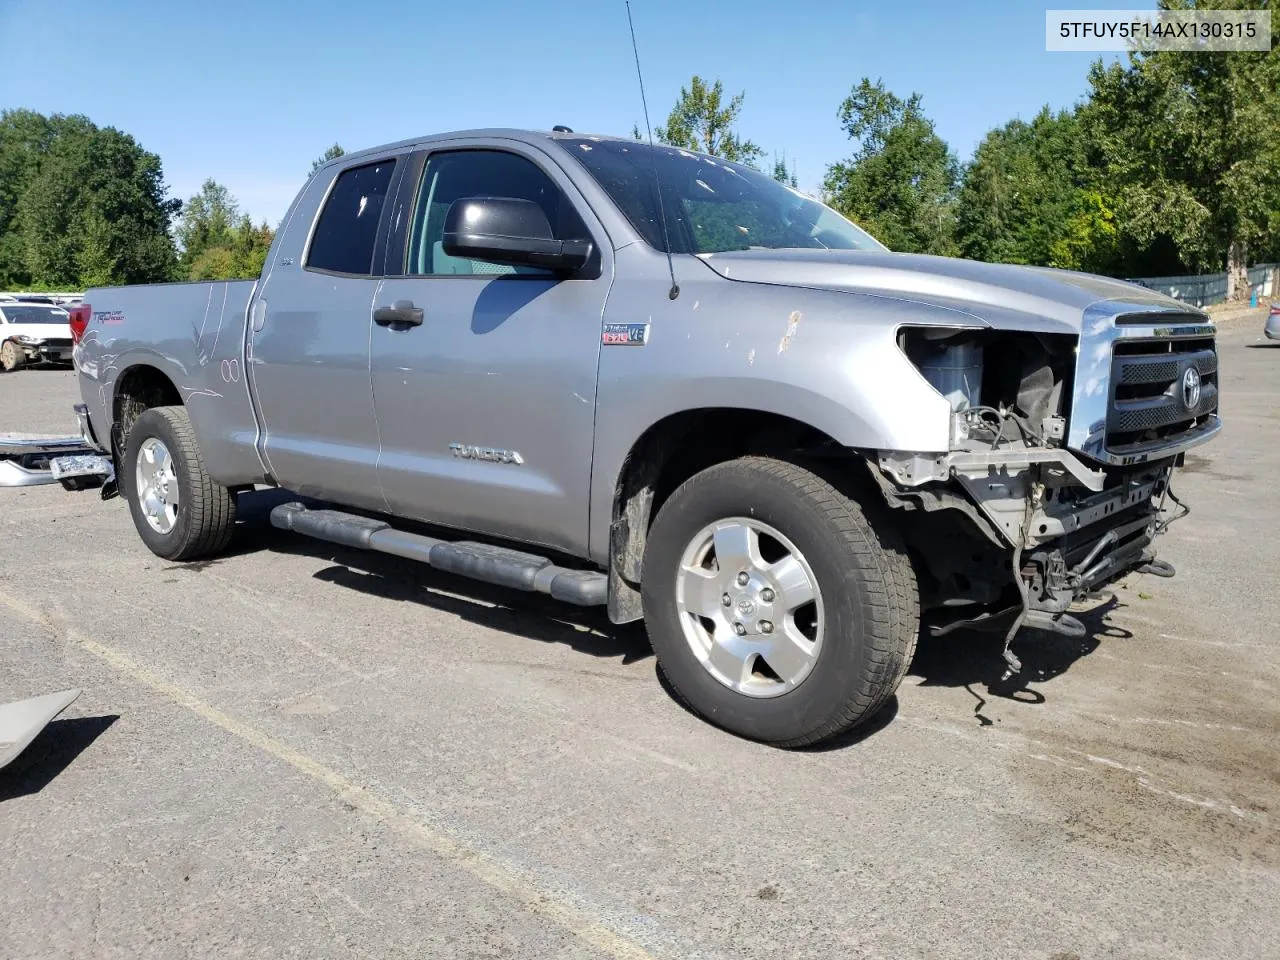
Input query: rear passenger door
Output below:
<box><xmin>248</xmin><ymin>157</ymin><xmax>401</xmax><ymax>511</ymax></box>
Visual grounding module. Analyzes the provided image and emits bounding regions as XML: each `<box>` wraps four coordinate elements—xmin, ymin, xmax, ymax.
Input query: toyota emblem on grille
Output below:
<box><xmin>1181</xmin><ymin>366</ymin><xmax>1202</xmax><ymax>410</ymax></box>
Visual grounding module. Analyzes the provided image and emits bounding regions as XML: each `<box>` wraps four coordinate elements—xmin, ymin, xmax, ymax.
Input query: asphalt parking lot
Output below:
<box><xmin>1</xmin><ymin>321</ymin><xmax>1277</xmax><ymax>960</ymax></box>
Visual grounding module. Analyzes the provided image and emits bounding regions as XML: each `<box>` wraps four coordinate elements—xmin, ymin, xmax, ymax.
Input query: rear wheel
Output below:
<box><xmin>641</xmin><ymin>456</ymin><xmax>919</xmax><ymax>747</ymax></box>
<box><xmin>122</xmin><ymin>406</ymin><xmax>236</xmax><ymax>561</ymax></box>
<box><xmin>0</xmin><ymin>341</ymin><xmax>22</xmax><ymax>372</ymax></box>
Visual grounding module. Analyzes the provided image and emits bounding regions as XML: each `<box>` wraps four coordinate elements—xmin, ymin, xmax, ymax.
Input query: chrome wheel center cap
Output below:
<box><xmin>728</xmin><ymin>582</ymin><xmax>775</xmax><ymax>633</ymax></box>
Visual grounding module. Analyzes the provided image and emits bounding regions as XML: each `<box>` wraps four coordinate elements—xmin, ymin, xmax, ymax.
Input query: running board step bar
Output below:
<box><xmin>270</xmin><ymin>502</ymin><xmax>607</xmax><ymax>607</ymax></box>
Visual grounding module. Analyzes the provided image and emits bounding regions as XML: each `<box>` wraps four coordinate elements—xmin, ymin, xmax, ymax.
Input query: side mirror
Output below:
<box><xmin>442</xmin><ymin>197</ymin><xmax>593</xmax><ymax>273</ymax></box>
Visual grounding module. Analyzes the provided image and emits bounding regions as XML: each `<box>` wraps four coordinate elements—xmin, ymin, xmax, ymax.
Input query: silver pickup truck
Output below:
<box><xmin>68</xmin><ymin>128</ymin><xmax>1221</xmax><ymax>747</ymax></box>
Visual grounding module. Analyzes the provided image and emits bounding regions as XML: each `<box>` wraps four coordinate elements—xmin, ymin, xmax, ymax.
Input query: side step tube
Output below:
<box><xmin>270</xmin><ymin>502</ymin><xmax>608</xmax><ymax>607</ymax></box>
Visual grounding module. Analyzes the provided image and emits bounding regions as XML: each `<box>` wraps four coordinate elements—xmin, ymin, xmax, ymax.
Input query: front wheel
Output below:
<box><xmin>0</xmin><ymin>341</ymin><xmax>23</xmax><ymax>372</ymax></box>
<box><xmin>641</xmin><ymin>457</ymin><xmax>919</xmax><ymax>747</ymax></box>
<box><xmin>121</xmin><ymin>406</ymin><xmax>236</xmax><ymax>561</ymax></box>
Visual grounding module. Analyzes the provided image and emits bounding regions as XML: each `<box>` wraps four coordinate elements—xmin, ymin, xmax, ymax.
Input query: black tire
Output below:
<box><xmin>121</xmin><ymin>406</ymin><xmax>236</xmax><ymax>561</ymax></box>
<box><xmin>641</xmin><ymin>456</ymin><xmax>919</xmax><ymax>747</ymax></box>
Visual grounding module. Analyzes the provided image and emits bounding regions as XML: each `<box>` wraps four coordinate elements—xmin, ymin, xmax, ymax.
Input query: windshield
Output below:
<box><xmin>0</xmin><ymin>305</ymin><xmax>69</xmax><ymax>325</ymax></box>
<box><xmin>558</xmin><ymin>138</ymin><xmax>885</xmax><ymax>255</ymax></box>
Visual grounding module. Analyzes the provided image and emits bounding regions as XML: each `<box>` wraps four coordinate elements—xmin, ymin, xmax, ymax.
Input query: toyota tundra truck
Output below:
<box><xmin>66</xmin><ymin>128</ymin><xmax>1221</xmax><ymax>747</ymax></box>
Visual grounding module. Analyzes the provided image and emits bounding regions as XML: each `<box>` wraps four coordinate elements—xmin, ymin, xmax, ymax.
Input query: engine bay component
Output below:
<box><xmin>909</xmin><ymin>331</ymin><xmax>984</xmax><ymax>411</ymax></box>
<box><xmin>899</xmin><ymin>327</ymin><xmax>1077</xmax><ymax>451</ymax></box>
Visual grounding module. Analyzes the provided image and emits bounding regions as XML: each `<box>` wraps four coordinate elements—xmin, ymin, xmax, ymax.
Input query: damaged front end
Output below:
<box><xmin>876</xmin><ymin>301</ymin><xmax>1220</xmax><ymax>672</ymax></box>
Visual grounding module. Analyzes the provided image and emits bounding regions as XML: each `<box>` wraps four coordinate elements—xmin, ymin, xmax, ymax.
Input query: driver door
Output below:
<box><xmin>369</xmin><ymin>143</ymin><xmax>612</xmax><ymax>555</ymax></box>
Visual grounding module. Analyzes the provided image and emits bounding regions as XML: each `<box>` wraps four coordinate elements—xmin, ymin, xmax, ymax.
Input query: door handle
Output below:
<box><xmin>374</xmin><ymin>300</ymin><xmax>424</xmax><ymax>327</ymax></box>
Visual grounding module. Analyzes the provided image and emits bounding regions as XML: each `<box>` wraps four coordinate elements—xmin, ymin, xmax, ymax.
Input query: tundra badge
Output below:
<box><xmin>449</xmin><ymin>443</ymin><xmax>524</xmax><ymax>465</ymax></box>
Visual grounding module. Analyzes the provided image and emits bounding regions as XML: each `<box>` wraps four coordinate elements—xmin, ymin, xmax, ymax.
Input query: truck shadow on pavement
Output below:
<box><xmin>0</xmin><ymin>715</ymin><xmax>118</xmax><ymax>802</ymax></box>
<box><xmin>223</xmin><ymin>491</ymin><xmax>1135</xmax><ymax>741</ymax></box>
<box><xmin>226</xmin><ymin>490</ymin><xmax>655</xmax><ymax>666</ymax></box>
<box><xmin>908</xmin><ymin>596</ymin><xmax>1132</xmax><ymax>725</ymax></box>
<box><xmin>308</xmin><ymin>560</ymin><xmax>654</xmax><ymax>665</ymax></box>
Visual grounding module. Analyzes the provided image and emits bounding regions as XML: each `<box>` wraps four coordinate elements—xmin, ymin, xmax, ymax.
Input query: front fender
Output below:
<box><xmin>587</xmin><ymin>250</ymin><xmax>962</xmax><ymax>562</ymax></box>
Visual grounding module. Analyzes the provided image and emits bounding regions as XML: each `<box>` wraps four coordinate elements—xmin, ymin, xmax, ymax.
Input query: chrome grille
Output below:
<box><xmin>1106</xmin><ymin>341</ymin><xmax>1218</xmax><ymax>452</ymax></box>
<box><xmin>1117</xmin><ymin>358</ymin><xmax>1179</xmax><ymax>385</ymax></box>
<box><xmin>1066</xmin><ymin>303</ymin><xmax>1222</xmax><ymax>465</ymax></box>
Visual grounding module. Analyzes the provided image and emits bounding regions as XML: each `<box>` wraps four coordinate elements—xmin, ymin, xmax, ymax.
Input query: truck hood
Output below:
<box><xmin>1</xmin><ymin>321</ymin><xmax>73</xmax><ymax>341</ymax></box>
<box><xmin>697</xmin><ymin>249</ymin><xmax>1201</xmax><ymax>333</ymax></box>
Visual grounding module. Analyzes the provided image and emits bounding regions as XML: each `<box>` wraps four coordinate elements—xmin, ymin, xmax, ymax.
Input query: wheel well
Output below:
<box><xmin>111</xmin><ymin>365</ymin><xmax>182</xmax><ymax>454</ymax></box>
<box><xmin>607</xmin><ymin>409</ymin><xmax>854</xmax><ymax>622</ymax></box>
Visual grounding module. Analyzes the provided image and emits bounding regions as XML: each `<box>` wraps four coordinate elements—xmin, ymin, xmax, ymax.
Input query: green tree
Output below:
<box><xmin>310</xmin><ymin>142</ymin><xmax>345</xmax><ymax>175</ymax></box>
<box><xmin>76</xmin><ymin>207</ymin><xmax>119</xmax><ymax>288</ymax></box>
<box><xmin>957</xmin><ymin>106</ymin><xmax>1136</xmax><ymax>272</ymax></box>
<box><xmin>188</xmin><ymin>246</ymin><xmax>238</xmax><ymax>282</ymax></box>
<box><xmin>229</xmin><ymin>215</ymin><xmax>274</xmax><ymax>278</ymax></box>
<box><xmin>0</xmin><ymin>110</ymin><xmax>59</xmax><ymax>288</ymax></box>
<box><xmin>656</xmin><ymin>76</ymin><xmax>763</xmax><ymax>165</ymax></box>
<box><xmin>176</xmin><ymin>183</ymin><xmax>274</xmax><ymax>281</ymax></box>
<box><xmin>16</xmin><ymin>116</ymin><xmax>178</xmax><ymax>287</ymax></box>
<box><xmin>1048</xmin><ymin>190</ymin><xmax>1123</xmax><ymax>274</ymax></box>
<box><xmin>823</xmin><ymin>79</ymin><xmax>959</xmax><ymax>255</ymax></box>
<box><xmin>957</xmin><ymin>108</ymin><xmax>1085</xmax><ymax>264</ymax></box>
<box><xmin>1084</xmin><ymin>0</ymin><xmax>1280</xmax><ymax>293</ymax></box>
<box><xmin>772</xmin><ymin>155</ymin><xmax>798</xmax><ymax>188</ymax></box>
<box><xmin>176</xmin><ymin>179</ymin><xmax>239</xmax><ymax>270</ymax></box>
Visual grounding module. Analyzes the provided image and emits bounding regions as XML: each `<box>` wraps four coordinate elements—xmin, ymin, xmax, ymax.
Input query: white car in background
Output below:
<box><xmin>0</xmin><ymin>302</ymin><xmax>75</xmax><ymax>371</ymax></box>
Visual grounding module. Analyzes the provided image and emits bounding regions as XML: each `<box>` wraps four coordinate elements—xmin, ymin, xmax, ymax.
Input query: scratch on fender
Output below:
<box><xmin>777</xmin><ymin>311</ymin><xmax>801</xmax><ymax>355</ymax></box>
<box><xmin>208</xmin><ymin>283</ymin><xmax>230</xmax><ymax>360</ymax></box>
<box><xmin>195</xmin><ymin>283</ymin><xmax>214</xmax><ymax>348</ymax></box>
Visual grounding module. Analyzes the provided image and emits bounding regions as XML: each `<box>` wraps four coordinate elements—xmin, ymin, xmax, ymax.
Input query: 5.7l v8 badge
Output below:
<box><xmin>602</xmin><ymin>322</ymin><xmax>650</xmax><ymax>346</ymax></box>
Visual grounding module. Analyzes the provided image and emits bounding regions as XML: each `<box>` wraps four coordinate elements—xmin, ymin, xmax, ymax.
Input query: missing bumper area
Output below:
<box><xmin>877</xmin><ymin>448</ymin><xmax>1188</xmax><ymax>664</ymax></box>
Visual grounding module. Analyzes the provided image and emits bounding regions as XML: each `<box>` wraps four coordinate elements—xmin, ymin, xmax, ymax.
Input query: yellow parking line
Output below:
<box><xmin>0</xmin><ymin>590</ymin><xmax>657</xmax><ymax>960</ymax></box>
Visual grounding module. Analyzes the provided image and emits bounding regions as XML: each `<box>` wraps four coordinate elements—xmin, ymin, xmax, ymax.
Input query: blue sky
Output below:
<box><xmin>0</xmin><ymin>0</ymin><xmax>1138</xmax><ymax>226</ymax></box>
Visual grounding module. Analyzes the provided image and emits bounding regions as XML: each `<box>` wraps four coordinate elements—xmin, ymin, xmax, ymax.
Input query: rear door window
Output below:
<box><xmin>306</xmin><ymin>160</ymin><xmax>397</xmax><ymax>275</ymax></box>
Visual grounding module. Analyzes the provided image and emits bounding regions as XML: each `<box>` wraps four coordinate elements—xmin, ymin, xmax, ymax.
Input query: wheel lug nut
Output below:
<box><xmin>760</xmin><ymin>620</ymin><xmax>774</xmax><ymax>634</ymax></box>
<box><xmin>733</xmin><ymin>622</ymin><xmax>747</xmax><ymax>636</ymax></box>
<box><xmin>721</xmin><ymin>593</ymin><xmax>732</xmax><ymax>607</ymax></box>
<box><xmin>761</xmin><ymin>588</ymin><xmax>775</xmax><ymax>603</ymax></box>
<box><xmin>736</xmin><ymin>572</ymin><xmax>749</xmax><ymax>586</ymax></box>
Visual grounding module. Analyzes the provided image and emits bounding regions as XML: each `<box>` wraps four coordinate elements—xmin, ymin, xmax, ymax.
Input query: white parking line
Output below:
<box><xmin>0</xmin><ymin>589</ymin><xmax>658</xmax><ymax>960</ymax></box>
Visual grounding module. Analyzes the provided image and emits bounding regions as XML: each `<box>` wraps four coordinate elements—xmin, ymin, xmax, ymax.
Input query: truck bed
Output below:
<box><xmin>76</xmin><ymin>279</ymin><xmax>268</xmax><ymax>486</ymax></box>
